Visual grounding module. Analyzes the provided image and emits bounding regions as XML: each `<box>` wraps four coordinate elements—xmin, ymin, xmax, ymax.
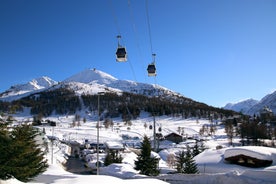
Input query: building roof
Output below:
<box><xmin>105</xmin><ymin>141</ymin><xmax>124</xmax><ymax>150</ymax></box>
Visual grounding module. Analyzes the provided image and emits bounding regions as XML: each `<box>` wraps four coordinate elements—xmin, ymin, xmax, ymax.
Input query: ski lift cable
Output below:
<box><xmin>145</xmin><ymin>0</ymin><xmax>154</xmax><ymax>56</ymax></box>
<box><xmin>109</xmin><ymin>0</ymin><xmax>122</xmax><ymax>40</ymax></box>
<box><xmin>145</xmin><ymin>0</ymin><xmax>157</xmax><ymax>78</ymax></box>
<box><xmin>109</xmin><ymin>0</ymin><xmax>137</xmax><ymax>81</ymax></box>
<box><xmin>127</xmin><ymin>54</ymin><xmax>137</xmax><ymax>81</ymax></box>
<box><xmin>127</xmin><ymin>0</ymin><xmax>147</xmax><ymax>81</ymax></box>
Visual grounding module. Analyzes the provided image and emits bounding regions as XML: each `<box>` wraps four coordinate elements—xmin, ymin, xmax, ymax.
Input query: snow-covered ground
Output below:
<box><xmin>2</xmin><ymin>113</ymin><xmax>276</xmax><ymax>184</ymax></box>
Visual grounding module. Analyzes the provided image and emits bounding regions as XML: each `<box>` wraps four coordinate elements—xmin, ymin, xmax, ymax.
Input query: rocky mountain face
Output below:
<box><xmin>246</xmin><ymin>91</ymin><xmax>276</xmax><ymax>116</ymax></box>
<box><xmin>0</xmin><ymin>77</ymin><xmax>58</xmax><ymax>101</ymax></box>
<box><xmin>224</xmin><ymin>99</ymin><xmax>259</xmax><ymax>114</ymax></box>
<box><xmin>224</xmin><ymin>91</ymin><xmax>276</xmax><ymax>116</ymax></box>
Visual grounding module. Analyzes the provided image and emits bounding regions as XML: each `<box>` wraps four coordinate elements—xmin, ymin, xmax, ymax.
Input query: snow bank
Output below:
<box><xmin>195</xmin><ymin>148</ymin><xmax>248</xmax><ymax>173</ymax></box>
<box><xmin>29</xmin><ymin>163</ymin><xmax>168</xmax><ymax>184</ymax></box>
<box><xmin>0</xmin><ymin>178</ymin><xmax>24</xmax><ymax>184</ymax></box>
<box><xmin>158</xmin><ymin>171</ymin><xmax>275</xmax><ymax>184</ymax></box>
<box><xmin>100</xmin><ymin>163</ymin><xmax>142</xmax><ymax>179</ymax></box>
<box><xmin>194</xmin><ymin>146</ymin><xmax>276</xmax><ymax>183</ymax></box>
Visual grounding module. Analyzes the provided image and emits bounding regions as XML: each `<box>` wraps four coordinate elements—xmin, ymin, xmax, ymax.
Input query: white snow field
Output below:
<box><xmin>1</xmin><ymin>114</ymin><xmax>276</xmax><ymax>184</ymax></box>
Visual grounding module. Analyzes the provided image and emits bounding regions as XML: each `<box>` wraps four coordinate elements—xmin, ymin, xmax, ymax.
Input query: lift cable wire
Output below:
<box><xmin>145</xmin><ymin>0</ymin><xmax>154</xmax><ymax>58</ymax></box>
<box><xmin>145</xmin><ymin>0</ymin><xmax>157</xmax><ymax>77</ymax></box>
<box><xmin>109</xmin><ymin>0</ymin><xmax>121</xmax><ymax>39</ymax></box>
<box><xmin>127</xmin><ymin>53</ymin><xmax>137</xmax><ymax>81</ymax></box>
<box><xmin>109</xmin><ymin>0</ymin><xmax>137</xmax><ymax>81</ymax></box>
<box><xmin>127</xmin><ymin>0</ymin><xmax>147</xmax><ymax>81</ymax></box>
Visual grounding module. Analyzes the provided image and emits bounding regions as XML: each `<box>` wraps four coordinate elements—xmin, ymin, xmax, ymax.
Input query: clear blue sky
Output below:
<box><xmin>1</xmin><ymin>0</ymin><xmax>276</xmax><ymax>107</ymax></box>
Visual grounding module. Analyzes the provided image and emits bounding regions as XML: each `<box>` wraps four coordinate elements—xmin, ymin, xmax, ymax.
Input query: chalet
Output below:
<box><xmin>66</xmin><ymin>141</ymin><xmax>81</xmax><ymax>158</ymax></box>
<box><xmin>225</xmin><ymin>154</ymin><xmax>272</xmax><ymax>168</ymax></box>
<box><xmin>105</xmin><ymin>141</ymin><xmax>125</xmax><ymax>152</ymax></box>
<box><xmin>224</xmin><ymin>147</ymin><xmax>273</xmax><ymax>168</ymax></box>
<box><xmin>164</xmin><ymin>132</ymin><xmax>183</xmax><ymax>144</ymax></box>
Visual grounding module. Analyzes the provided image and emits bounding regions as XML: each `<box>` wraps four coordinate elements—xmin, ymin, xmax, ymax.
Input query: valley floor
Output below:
<box><xmin>3</xmin><ymin>114</ymin><xmax>276</xmax><ymax>184</ymax></box>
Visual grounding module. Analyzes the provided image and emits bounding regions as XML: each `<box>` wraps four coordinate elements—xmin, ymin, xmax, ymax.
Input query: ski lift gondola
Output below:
<box><xmin>147</xmin><ymin>63</ymin><xmax>156</xmax><ymax>76</ymax></box>
<box><xmin>147</xmin><ymin>53</ymin><xmax>156</xmax><ymax>76</ymax></box>
<box><xmin>116</xmin><ymin>35</ymin><xmax>127</xmax><ymax>62</ymax></box>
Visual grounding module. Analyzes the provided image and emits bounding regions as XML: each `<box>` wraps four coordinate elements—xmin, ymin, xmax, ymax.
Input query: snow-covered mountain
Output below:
<box><xmin>224</xmin><ymin>90</ymin><xmax>276</xmax><ymax>116</ymax></box>
<box><xmin>0</xmin><ymin>76</ymin><xmax>58</xmax><ymax>101</ymax></box>
<box><xmin>247</xmin><ymin>91</ymin><xmax>276</xmax><ymax>116</ymax></box>
<box><xmin>59</xmin><ymin>68</ymin><xmax>185</xmax><ymax>100</ymax></box>
<box><xmin>64</xmin><ymin>68</ymin><xmax>117</xmax><ymax>85</ymax></box>
<box><xmin>224</xmin><ymin>99</ymin><xmax>259</xmax><ymax>114</ymax></box>
<box><xmin>0</xmin><ymin>69</ymin><xmax>187</xmax><ymax>103</ymax></box>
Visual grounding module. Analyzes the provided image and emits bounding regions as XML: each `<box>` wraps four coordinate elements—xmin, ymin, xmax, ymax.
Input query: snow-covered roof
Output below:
<box><xmin>105</xmin><ymin>141</ymin><xmax>125</xmax><ymax>150</ymax></box>
<box><xmin>224</xmin><ymin>146</ymin><xmax>276</xmax><ymax>161</ymax></box>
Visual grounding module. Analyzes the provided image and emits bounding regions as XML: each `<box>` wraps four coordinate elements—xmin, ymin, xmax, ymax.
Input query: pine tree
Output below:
<box><xmin>104</xmin><ymin>150</ymin><xmax>123</xmax><ymax>166</ymax></box>
<box><xmin>0</xmin><ymin>123</ymin><xmax>48</xmax><ymax>182</ymax></box>
<box><xmin>176</xmin><ymin>147</ymin><xmax>199</xmax><ymax>174</ymax></box>
<box><xmin>183</xmin><ymin>146</ymin><xmax>198</xmax><ymax>174</ymax></box>
<box><xmin>134</xmin><ymin>135</ymin><xmax>160</xmax><ymax>176</ymax></box>
<box><xmin>192</xmin><ymin>140</ymin><xmax>201</xmax><ymax>157</ymax></box>
<box><xmin>176</xmin><ymin>150</ymin><xmax>186</xmax><ymax>173</ymax></box>
<box><xmin>0</xmin><ymin>120</ymin><xmax>12</xmax><ymax>180</ymax></box>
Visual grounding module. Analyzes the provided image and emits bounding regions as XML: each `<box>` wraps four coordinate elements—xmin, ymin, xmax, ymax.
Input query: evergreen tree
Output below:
<box><xmin>134</xmin><ymin>135</ymin><xmax>160</xmax><ymax>176</ymax></box>
<box><xmin>176</xmin><ymin>150</ymin><xmax>186</xmax><ymax>173</ymax></box>
<box><xmin>199</xmin><ymin>141</ymin><xmax>206</xmax><ymax>153</ymax></box>
<box><xmin>176</xmin><ymin>147</ymin><xmax>199</xmax><ymax>174</ymax></box>
<box><xmin>0</xmin><ymin>119</ymin><xmax>12</xmax><ymax>180</ymax></box>
<box><xmin>225</xmin><ymin>121</ymin><xmax>235</xmax><ymax>146</ymax></box>
<box><xmin>192</xmin><ymin>140</ymin><xmax>201</xmax><ymax>157</ymax></box>
<box><xmin>104</xmin><ymin>150</ymin><xmax>123</xmax><ymax>166</ymax></box>
<box><xmin>0</xmin><ymin>123</ymin><xmax>48</xmax><ymax>182</ymax></box>
<box><xmin>183</xmin><ymin>146</ymin><xmax>198</xmax><ymax>174</ymax></box>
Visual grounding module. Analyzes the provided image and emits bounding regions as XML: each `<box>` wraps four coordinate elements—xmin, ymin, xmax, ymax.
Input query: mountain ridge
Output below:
<box><xmin>223</xmin><ymin>91</ymin><xmax>276</xmax><ymax>116</ymax></box>
<box><xmin>0</xmin><ymin>69</ymin><xmax>189</xmax><ymax>103</ymax></box>
<box><xmin>0</xmin><ymin>68</ymin><xmax>238</xmax><ymax>119</ymax></box>
<box><xmin>224</xmin><ymin>98</ymin><xmax>259</xmax><ymax>114</ymax></box>
<box><xmin>0</xmin><ymin>76</ymin><xmax>58</xmax><ymax>101</ymax></box>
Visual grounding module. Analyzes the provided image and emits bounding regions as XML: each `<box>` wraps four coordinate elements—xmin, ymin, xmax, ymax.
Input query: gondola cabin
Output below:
<box><xmin>147</xmin><ymin>64</ymin><xmax>156</xmax><ymax>76</ymax></box>
<box><xmin>116</xmin><ymin>47</ymin><xmax>127</xmax><ymax>62</ymax></box>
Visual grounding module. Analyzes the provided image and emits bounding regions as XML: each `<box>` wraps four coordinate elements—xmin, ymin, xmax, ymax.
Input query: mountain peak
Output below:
<box><xmin>64</xmin><ymin>68</ymin><xmax>117</xmax><ymax>84</ymax></box>
<box><xmin>29</xmin><ymin>76</ymin><xmax>57</xmax><ymax>89</ymax></box>
<box><xmin>9</xmin><ymin>76</ymin><xmax>57</xmax><ymax>92</ymax></box>
<box><xmin>224</xmin><ymin>98</ymin><xmax>259</xmax><ymax>114</ymax></box>
<box><xmin>0</xmin><ymin>76</ymin><xmax>57</xmax><ymax>101</ymax></box>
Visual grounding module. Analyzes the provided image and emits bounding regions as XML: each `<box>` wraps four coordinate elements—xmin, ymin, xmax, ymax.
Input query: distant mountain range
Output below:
<box><xmin>0</xmin><ymin>69</ymin><xmax>178</xmax><ymax>101</ymax></box>
<box><xmin>2</xmin><ymin>68</ymin><xmax>231</xmax><ymax>119</ymax></box>
<box><xmin>0</xmin><ymin>76</ymin><xmax>58</xmax><ymax>101</ymax></box>
<box><xmin>224</xmin><ymin>99</ymin><xmax>259</xmax><ymax>114</ymax></box>
<box><xmin>1</xmin><ymin>68</ymin><xmax>275</xmax><ymax>117</ymax></box>
<box><xmin>1</xmin><ymin>69</ymin><xmax>275</xmax><ymax>117</ymax></box>
<box><xmin>223</xmin><ymin>91</ymin><xmax>276</xmax><ymax>116</ymax></box>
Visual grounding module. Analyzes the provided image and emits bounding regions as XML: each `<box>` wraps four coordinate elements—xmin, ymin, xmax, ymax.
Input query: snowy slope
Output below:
<box><xmin>0</xmin><ymin>76</ymin><xmax>58</xmax><ymax>101</ymax></box>
<box><xmin>2</xmin><ymin>113</ymin><xmax>276</xmax><ymax>183</ymax></box>
<box><xmin>247</xmin><ymin>91</ymin><xmax>276</xmax><ymax>116</ymax></box>
<box><xmin>223</xmin><ymin>99</ymin><xmax>259</xmax><ymax>114</ymax></box>
<box><xmin>0</xmin><ymin>69</ymin><xmax>188</xmax><ymax>103</ymax></box>
<box><xmin>224</xmin><ymin>90</ymin><xmax>276</xmax><ymax>116</ymax></box>
<box><xmin>63</xmin><ymin>68</ymin><xmax>182</xmax><ymax>98</ymax></box>
<box><xmin>64</xmin><ymin>68</ymin><xmax>117</xmax><ymax>85</ymax></box>
<box><xmin>20</xmin><ymin>116</ymin><xmax>276</xmax><ymax>183</ymax></box>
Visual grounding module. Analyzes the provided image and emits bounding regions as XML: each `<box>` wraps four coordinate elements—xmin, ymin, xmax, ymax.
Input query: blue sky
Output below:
<box><xmin>1</xmin><ymin>0</ymin><xmax>276</xmax><ymax>107</ymax></box>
